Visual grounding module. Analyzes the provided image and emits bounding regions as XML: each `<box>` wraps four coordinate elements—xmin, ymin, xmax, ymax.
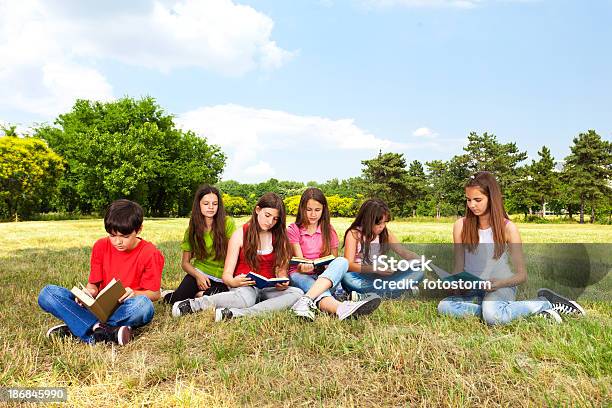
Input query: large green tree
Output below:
<box><xmin>361</xmin><ymin>151</ymin><xmax>409</xmax><ymax>215</ymax></box>
<box><xmin>36</xmin><ymin>97</ymin><xmax>225</xmax><ymax>216</ymax></box>
<box><xmin>562</xmin><ymin>130</ymin><xmax>612</xmax><ymax>223</ymax></box>
<box><xmin>0</xmin><ymin>134</ymin><xmax>64</xmax><ymax>220</ymax></box>
<box><xmin>527</xmin><ymin>146</ymin><xmax>560</xmax><ymax>217</ymax></box>
<box><xmin>461</xmin><ymin>131</ymin><xmax>527</xmax><ymax>190</ymax></box>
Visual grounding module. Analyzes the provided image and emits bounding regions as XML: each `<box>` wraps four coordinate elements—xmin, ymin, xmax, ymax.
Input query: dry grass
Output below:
<box><xmin>0</xmin><ymin>218</ymin><xmax>610</xmax><ymax>407</ymax></box>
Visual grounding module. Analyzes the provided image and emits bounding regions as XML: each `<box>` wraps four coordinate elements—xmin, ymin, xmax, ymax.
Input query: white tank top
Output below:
<box><xmin>464</xmin><ymin>227</ymin><xmax>512</xmax><ymax>280</ymax></box>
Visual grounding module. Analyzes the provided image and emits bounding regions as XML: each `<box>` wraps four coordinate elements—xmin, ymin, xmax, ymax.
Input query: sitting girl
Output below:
<box><xmin>288</xmin><ymin>188</ymin><xmax>381</xmax><ymax>321</ymax></box>
<box><xmin>162</xmin><ymin>185</ymin><xmax>234</xmax><ymax>304</ymax></box>
<box><xmin>342</xmin><ymin>199</ymin><xmax>425</xmax><ymax>298</ymax></box>
<box><xmin>437</xmin><ymin>171</ymin><xmax>586</xmax><ymax>325</ymax></box>
<box><xmin>172</xmin><ymin>192</ymin><xmax>303</xmax><ymax>321</ymax></box>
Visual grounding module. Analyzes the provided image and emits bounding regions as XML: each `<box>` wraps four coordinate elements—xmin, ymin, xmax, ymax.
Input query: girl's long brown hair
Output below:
<box><xmin>462</xmin><ymin>171</ymin><xmax>509</xmax><ymax>259</ymax></box>
<box><xmin>188</xmin><ymin>185</ymin><xmax>229</xmax><ymax>261</ymax></box>
<box><xmin>344</xmin><ymin>199</ymin><xmax>390</xmax><ymax>265</ymax></box>
<box><xmin>244</xmin><ymin>192</ymin><xmax>292</xmax><ymax>272</ymax></box>
<box><xmin>296</xmin><ymin>187</ymin><xmax>333</xmax><ymax>256</ymax></box>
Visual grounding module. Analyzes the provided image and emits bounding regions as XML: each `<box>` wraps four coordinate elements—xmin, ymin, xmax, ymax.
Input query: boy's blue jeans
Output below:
<box><xmin>38</xmin><ymin>284</ymin><xmax>154</xmax><ymax>343</ymax></box>
<box><xmin>290</xmin><ymin>257</ymin><xmax>349</xmax><ymax>303</ymax></box>
<box><xmin>437</xmin><ymin>287</ymin><xmax>553</xmax><ymax>325</ymax></box>
<box><xmin>342</xmin><ymin>268</ymin><xmax>425</xmax><ymax>298</ymax></box>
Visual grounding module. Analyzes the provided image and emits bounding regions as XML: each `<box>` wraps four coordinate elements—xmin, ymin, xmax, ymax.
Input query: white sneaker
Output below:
<box><xmin>291</xmin><ymin>296</ymin><xmax>317</xmax><ymax>321</ymax></box>
<box><xmin>337</xmin><ymin>294</ymin><xmax>382</xmax><ymax>321</ymax></box>
<box><xmin>536</xmin><ymin>309</ymin><xmax>562</xmax><ymax>324</ymax></box>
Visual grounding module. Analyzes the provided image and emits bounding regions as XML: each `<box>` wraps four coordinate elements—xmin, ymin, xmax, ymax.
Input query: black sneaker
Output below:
<box><xmin>46</xmin><ymin>324</ymin><xmax>74</xmax><ymax>339</ymax></box>
<box><xmin>214</xmin><ymin>308</ymin><xmax>233</xmax><ymax>322</ymax></box>
<box><xmin>537</xmin><ymin>288</ymin><xmax>586</xmax><ymax>316</ymax></box>
<box><xmin>93</xmin><ymin>323</ymin><xmax>133</xmax><ymax>346</ymax></box>
<box><xmin>172</xmin><ymin>299</ymin><xmax>196</xmax><ymax>317</ymax></box>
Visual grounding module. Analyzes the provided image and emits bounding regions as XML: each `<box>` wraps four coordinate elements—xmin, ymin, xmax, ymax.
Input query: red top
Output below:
<box><xmin>88</xmin><ymin>237</ymin><xmax>165</xmax><ymax>291</ymax></box>
<box><xmin>234</xmin><ymin>223</ymin><xmax>276</xmax><ymax>279</ymax></box>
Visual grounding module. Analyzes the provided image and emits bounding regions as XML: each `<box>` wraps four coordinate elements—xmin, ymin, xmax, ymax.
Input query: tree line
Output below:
<box><xmin>1</xmin><ymin>97</ymin><xmax>610</xmax><ymax>223</ymax></box>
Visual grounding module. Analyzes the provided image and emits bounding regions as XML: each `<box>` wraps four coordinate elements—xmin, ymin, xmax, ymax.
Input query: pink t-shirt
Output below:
<box><xmin>287</xmin><ymin>223</ymin><xmax>339</xmax><ymax>273</ymax></box>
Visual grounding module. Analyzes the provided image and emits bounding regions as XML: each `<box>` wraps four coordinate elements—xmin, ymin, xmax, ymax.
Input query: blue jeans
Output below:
<box><xmin>342</xmin><ymin>268</ymin><xmax>425</xmax><ymax>298</ymax></box>
<box><xmin>38</xmin><ymin>284</ymin><xmax>155</xmax><ymax>343</ymax></box>
<box><xmin>437</xmin><ymin>287</ymin><xmax>553</xmax><ymax>325</ymax></box>
<box><xmin>290</xmin><ymin>257</ymin><xmax>349</xmax><ymax>303</ymax></box>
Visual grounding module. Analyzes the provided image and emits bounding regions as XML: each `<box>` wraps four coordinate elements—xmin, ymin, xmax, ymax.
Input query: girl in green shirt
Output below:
<box><xmin>162</xmin><ymin>185</ymin><xmax>235</xmax><ymax>304</ymax></box>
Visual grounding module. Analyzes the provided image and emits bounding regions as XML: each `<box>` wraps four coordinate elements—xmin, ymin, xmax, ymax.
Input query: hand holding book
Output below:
<box><xmin>118</xmin><ymin>287</ymin><xmax>136</xmax><ymax>303</ymax></box>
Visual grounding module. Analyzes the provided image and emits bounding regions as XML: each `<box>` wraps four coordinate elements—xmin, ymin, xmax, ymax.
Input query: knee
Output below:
<box><xmin>333</xmin><ymin>257</ymin><xmax>349</xmax><ymax>271</ymax></box>
<box><xmin>38</xmin><ymin>285</ymin><xmax>62</xmax><ymax>310</ymax></box>
<box><xmin>481</xmin><ymin>304</ymin><xmax>509</xmax><ymax>326</ymax></box>
<box><xmin>132</xmin><ymin>295</ymin><xmax>155</xmax><ymax>323</ymax></box>
<box><xmin>437</xmin><ymin>299</ymin><xmax>454</xmax><ymax>316</ymax></box>
<box><xmin>286</xmin><ymin>286</ymin><xmax>304</xmax><ymax>299</ymax></box>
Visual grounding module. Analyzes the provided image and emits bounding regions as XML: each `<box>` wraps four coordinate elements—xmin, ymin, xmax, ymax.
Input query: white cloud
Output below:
<box><xmin>177</xmin><ymin>104</ymin><xmax>404</xmax><ymax>182</ymax></box>
<box><xmin>0</xmin><ymin>0</ymin><xmax>291</xmax><ymax>117</ymax></box>
<box><xmin>413</xmin><ymin>127</ymin><xmax>438</xmax><ymax>138</ymax></box>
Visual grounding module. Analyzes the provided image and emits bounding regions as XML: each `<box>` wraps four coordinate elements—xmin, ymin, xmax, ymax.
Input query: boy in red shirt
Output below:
<box><xmin>38</xmin><ymin>199</ymin><xmax>164</xmax><ymax>345</ymax></box>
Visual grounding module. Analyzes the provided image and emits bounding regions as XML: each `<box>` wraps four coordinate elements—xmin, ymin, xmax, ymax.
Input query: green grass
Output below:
<box><xmin>0</xmin><ymin>219</ymin><xmax>610</xmax><ymax>406</ymax></box>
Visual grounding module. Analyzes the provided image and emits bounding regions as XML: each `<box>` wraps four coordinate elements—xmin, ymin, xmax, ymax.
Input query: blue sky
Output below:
<box><xmin>1</xmin><ymin>0</ymin><xmax>610</xmax><ymax>182</ymax></box>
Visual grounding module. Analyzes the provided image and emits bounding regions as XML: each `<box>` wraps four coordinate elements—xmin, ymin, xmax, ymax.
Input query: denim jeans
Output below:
<box><xmin>290</xmin><ymin>257</ymin><xmax>349</xmax><ymax>303</ymax></box>
<box><xmin>38</xmin><ymin>284</ymin><xmax>155</xmax><ymax>343</ymax></box>
<box><xmin>202</xmin><ymin>285</ymin><xmax>303</xmax><ymax>318</ymax></box>
<box><xmin>437</xmin><ymin>287</ymin><xmax>553</xmax><ymax>325</ymax></box>
<box><xmin>342</xmin><ymin>268</ymin><xmax>425</xmax><ymax>299</ymax></box>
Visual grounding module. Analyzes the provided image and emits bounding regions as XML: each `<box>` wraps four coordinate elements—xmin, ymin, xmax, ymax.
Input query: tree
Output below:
<box><xmin>461</xmin><ymin>131</ymin><xmax>527</xmax><ymax>191</ymax></box>
<box><xmin>404</xmin><ymin>160</ymin><xmax>428</xmax><ymax>217</ymax></box>
<box><xmin>527</xmin><ymin>146</ymin><xmax>560</xmax><ymax>217</ymax></box>
<box><xmin>361</xmin><ymin>151</ymin><xmax>409</xmax><ymax>214</ymax></box>
<box><xmin>0</xmin><ymin>135</ymin><xmax>64</xmax><ymax>220</ymax></box>
<box><xmin>562</xmin><ymin>130</ymin><xmax>612</xmax><ymax>223</ymax></box>
<box><xmin>223</xmin><ymin>194</ymin><xmax>250</xmax><ymax>216</ymax></box>
<box><xmin>36</xmin><ymin>97</ymin><xmax>225</xmax><ymax>216</ymax></box>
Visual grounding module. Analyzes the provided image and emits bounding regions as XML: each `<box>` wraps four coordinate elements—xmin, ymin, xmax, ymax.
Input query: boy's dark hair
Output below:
<box><xmin>104</xmin><ymin>199</ymin><xmax>144</xmax><ymax>234</ymax></box>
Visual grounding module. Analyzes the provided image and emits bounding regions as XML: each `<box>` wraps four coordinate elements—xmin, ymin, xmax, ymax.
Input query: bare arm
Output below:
<box><xmin>495</xmin><ymin>222</ymin><xmax>527</xmax><ymax>288</ymax></box>
<box><xmin>181</xmin><ymin>251</ymin><xmax>211</xmax><ymax>290</ymax></box>
<box><xmin>290</xmin><ymin>242</ymin><xmax>315</xmax><ymax>274</ymax></box>
<box><xmin>388</xmin><ymin>230</ymin><xmax>419</xmax><ymax>260</ymax></box>
<box><xmin>222</xmin><ymin>229</ymin><xmax>254</xmax><ymax>288</ymax></box>
<box><xmin>343</xmin><ymin>230</ymin><xmax>376</xmax><ymax>273</ymax></box>
<box><xmin>452</xmin><ymin>218</ymin><xmax>465</xmax><ymax>273</ymax></box>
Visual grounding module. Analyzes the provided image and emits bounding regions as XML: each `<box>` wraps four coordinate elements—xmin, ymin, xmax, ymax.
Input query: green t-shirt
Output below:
<box><xmin>181</xmin><ymin>217</ymin><xmax>236</xmax><ymax>279</ymax></box>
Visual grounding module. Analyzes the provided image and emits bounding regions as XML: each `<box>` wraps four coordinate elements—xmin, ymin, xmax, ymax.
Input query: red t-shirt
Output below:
<box><xmin>88</xmin><ymin>237</ymin><xmax>164</xmax><ymax>291</ymax></box>
<box><xmin>233</xmin><ymin>223</ymin><xmax>276</xmax><ymax>279</ymax></box>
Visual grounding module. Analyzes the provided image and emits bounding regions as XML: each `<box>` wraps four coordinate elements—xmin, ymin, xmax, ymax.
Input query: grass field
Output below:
<box><xmin>0</xmin><ymin>218</ymin><xmax>610</xmax><ymax>406</ymax></box>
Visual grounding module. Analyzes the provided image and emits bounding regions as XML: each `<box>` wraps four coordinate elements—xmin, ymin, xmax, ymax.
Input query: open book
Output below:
<box><xmin>442</xmin><ymin>271</ymin><xmax>484</xmax><ymax>283</ymax></box>
<box><xmin>245</xmin><ymin>272</ymin><xmax>290</xmax><ymax>289</ymax></box>
<box><xmin>71</xmin><ymin>278</ymin><xmax>126</xmax><ymax>323</ymax></box>
<box><xmin>289</xmin><ymin>254</ymin><xmax>335</xmax><ymax>267</ymax></box>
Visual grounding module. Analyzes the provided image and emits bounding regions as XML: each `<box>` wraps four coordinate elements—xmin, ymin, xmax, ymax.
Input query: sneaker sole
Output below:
<box><xmin>339</xmin><ymin>295</ymin><xmax>382</xmax><ymax>321</ymax></box>
<box><xmin>46</xmin><ymin>324</ymin><xmax>69</xmax><ymax>338</ymax></box>
<box><xmin>117</xmin><ymin>326</ymin><xmax>133</xmax><ymax>346</ymax></box>
<box><xmin>292</xmin><ymin>309</ymin><xmax>316</xmax><ymax>321</ymax></box>
<box><xmin>540</xmin><ymin>310</ymin><xmax>562</xmax><ymax>324</ymax></box>
<box><xmin>537</xmin><ymin>288</ymin><xmax>586</xmax><ymax>316</ymax></box>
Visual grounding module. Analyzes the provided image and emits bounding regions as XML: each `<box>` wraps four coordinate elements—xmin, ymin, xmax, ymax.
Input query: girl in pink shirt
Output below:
<box><xmin>289</xmin><ymin>188</ymin><xmax>381</xmax><ymax>321</ymax></box>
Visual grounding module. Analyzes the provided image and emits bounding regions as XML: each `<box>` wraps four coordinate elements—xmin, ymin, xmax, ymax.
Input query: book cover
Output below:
<box><xmin>71</xmin><ymin>278</ymin><xmax>126</xmax><ymax>323</ymax></box>
<box><xmin>442</xmin><ymin>271</ymin><xmax>484</xmax><ymax>283</ymax></box>
<box><xmin>245</xmin><ymin>272</ymin><xmax>290</xmax><ymax>289</ymax></box>
<box><xmin>289</xmin><ymin>254</ymin><xmax>335</xmax><ymax>267</ymax></box>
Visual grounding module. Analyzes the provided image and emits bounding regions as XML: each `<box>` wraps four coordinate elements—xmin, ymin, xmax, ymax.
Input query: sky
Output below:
<box><xmin>1</xmin><ymin>0</ymin><xmax>610</xmax><ymax>183</ymax></box>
